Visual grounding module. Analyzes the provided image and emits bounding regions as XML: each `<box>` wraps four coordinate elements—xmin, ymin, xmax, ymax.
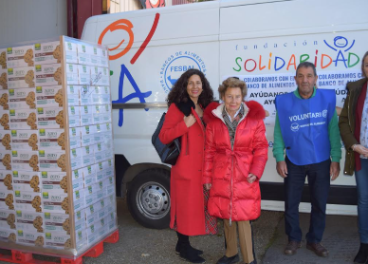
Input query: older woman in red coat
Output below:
<box><xmin>203</xmin><ymin>77</ymin><xmax>268</xmax><ymax>264</ymax></box>
<box><xmin>159</xmin><ymin>69</ymin><xmax>215</xmax><ymax>264</ymax></box>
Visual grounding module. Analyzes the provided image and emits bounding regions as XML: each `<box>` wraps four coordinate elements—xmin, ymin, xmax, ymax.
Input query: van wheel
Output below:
<box><xmin>127</xmin><ymin>169</ymin><xmax>171</xmax><ymax>229</ymax></box>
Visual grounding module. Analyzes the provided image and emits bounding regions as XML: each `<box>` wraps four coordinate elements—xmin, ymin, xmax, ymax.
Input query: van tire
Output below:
<box><xmin>127</xmin><ymin>169</ymin><xmax>171</xmax><ymax>229</ymax></box>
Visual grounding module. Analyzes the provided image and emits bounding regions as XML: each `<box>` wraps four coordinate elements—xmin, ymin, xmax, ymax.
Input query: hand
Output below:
<box><xmin>247</xmin><ymin>173</ymin><xmax>257</xmax><ymax>183</ymax></box>
<box><xmin>204</xmin><ymin>183</ymin><xmax>212</xmax><ymax>190</ymax></box>
<box><xmin>353</xmin><ymin>144</ymin><xmax>368</xmax><ymax>157</ymax></box>
<box><xmin>184</xmin><ymin>114</ymin><xmax>196</xmax><ymax>128</ymax></box>
<box><xmin>276</xmin><ymin>161</ymin><xmax>288</xmax><ymax>178</ymax></box>
<box><xmin>330</xmin><ymin>162</ymin><xmax>340</xmax><ymax>181</ymax></box>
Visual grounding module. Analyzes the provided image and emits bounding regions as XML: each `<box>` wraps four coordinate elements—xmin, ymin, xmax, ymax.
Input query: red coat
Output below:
<box><xmin>159</xmin><ymin>103</ymin><xmax>206</xmax><ymax>236</ymax></box>
<box><xmin>203</xmin><ymin>101</ymin><xmax>268</xmax><ymax>222</ymax></box>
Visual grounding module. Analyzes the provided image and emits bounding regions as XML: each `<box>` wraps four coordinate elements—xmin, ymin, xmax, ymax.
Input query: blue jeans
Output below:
<box><xmin>284</xmin><ymin>157</ymin><xmax>331</xmax><ymax>243</ymax></box>
<box><xmin>355</xmin><ymin>159</ymin><xmax>368</xmax><ymax>243</ymax></box>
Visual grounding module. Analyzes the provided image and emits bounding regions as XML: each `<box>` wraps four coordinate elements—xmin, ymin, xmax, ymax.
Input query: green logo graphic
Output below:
<box><xmin>45</xmin><ymin>232</ymin><xmax>51</xmax><ymax>239</ymax></box>
<box><xmin>39</xmin><ymin>150</ymin><xmax>45</xmax><ymax>157</ymax></box>
<box><xmin>9</xmin><ymin>89</ymin><xmax>14</xmax><ymax>96</ymax></box>
<box><xmin>11</xmin><ymin>130</ymin><xmax>17</xmax><ymax>136</ymax></box>
<box><xmin>15</xmin><ymin>190</ymin><xmax>21</xmax><ymax>197</ymax></box>
<box><xmin>7</xmin><ymin>68</ymin><xmax>13</xmax><ymax>75</ymax></box>
<box><xmin>35</xmin><ymin>65</ymin><xmax>42</xmax><ymax>72</ymax></box>
<box><xmin>11</xmin><ymin>150</ymin><xmax>17</xmax><ymax>157</ymax></box>
<box><xmin>17</xmin><ymin>230</ymin><xmax>23</xmax><ymax>236</ymax></box>
<box><xmin>12</xmin><ymin>171</ymin><xmax>18</xmax><ymax>177</ymax></box>
<box><xmin>36</xmin><ymin>86</ymin><xmax>42</xmax><ymax>93</ymax></box>
<box><xmin>42</xmin><ymin>172</ymin><xmax>47</xmax><ymax>178</ymax></box>
<box><xmin>43</xmin><ymin>192</ymin><xmax>49</xmax><ymax>199</ymax></box>
<box><xmin>37</xmin><ymin>107</ymin><xmax>44</xmax><ymax>114</ymax></box>
<box><xmin>9</xmin><ymin>109</ymin><xmax>15</xmax><ymax>116</ymax></box>
<box><xmin>35</xmin><ymin>43</ymin><xmax>41</xmax><ymax>50</ymax></box>
<box><xmin>7</xmin><ymin>47</ymin><xmax>12</xmax><ymax>54</ymax></box>
<box><xmin>39</xmin><ymin>129</ymin><xmax>45</xmax><ymax>136</ymax></box>
<box><xmin>16</xmin><ymin>210</ymin><xmax>22</xmax><ymax>217</ymax></box>
<box><xmin>44</xmin><ymin>212</ymin><xmax>50</xmax><ymax>219</ymax></box>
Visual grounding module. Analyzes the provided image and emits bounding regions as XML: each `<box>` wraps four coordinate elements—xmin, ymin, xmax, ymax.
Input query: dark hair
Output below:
<box><xmin>296</xmin><ymin>61</ymin><xmax>317</xmax><ymax>76</ymax></box>
<box><xmin>362</xmin><ymin>51</ymin><xmax>368</xmax><ymax>78</ymax></box>
<box><xmin>167</xmin><ymin>69</ymin><xmax>214</xmax><ymax>108</ymax></box>
<box><xmin>218</xmin><ymin>77</ymin><xmax>247</xmax><ymax>98</ymax></box>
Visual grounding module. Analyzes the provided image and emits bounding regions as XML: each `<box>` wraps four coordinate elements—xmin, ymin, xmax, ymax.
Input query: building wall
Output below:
<box><xmin>0</xmin><ymin>0</ymin><xmax>67</xmax><ymax>48</ymax></box>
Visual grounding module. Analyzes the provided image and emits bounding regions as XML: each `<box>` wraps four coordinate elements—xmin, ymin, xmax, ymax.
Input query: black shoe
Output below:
<box><xmin>354</xmin><ymin>243</ymin><xmax>368</xmax><ymax>264</ymax></box>
<box><xmin>176</xmin><ymin>241</ymin><xmax>203</xmax><ymax>255</ymax></box>
<box><xmin>180</xmin><ymin>245</ymin><xmax>206</xmax><ymax>263</ymax></box>
<box><xmin>216</xmin><ymin>254</ymin><xmax>239</xmax><ymax>264</ymax></box>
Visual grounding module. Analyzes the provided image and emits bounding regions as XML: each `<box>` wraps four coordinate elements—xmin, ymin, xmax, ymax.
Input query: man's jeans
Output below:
<box><xmin>355</xmin><ymin>159</ymin><xmax>368</xmax><ymax>244</ymax></box>
<box><xmin>284</xmin><ymin>157</ymin><xmax>331</xmax><ymax>243</ymax></box>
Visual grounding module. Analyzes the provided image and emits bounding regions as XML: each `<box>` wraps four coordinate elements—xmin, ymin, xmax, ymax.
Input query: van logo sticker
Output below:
<box><xmin>98</xmin><ymin>13</ymin><xmax>160</xmax><ymax>64</ymax></box>
<box><xmin>160</xmin><ymin>52</ymin><xmax>207</xmax><ymax>93</ymax></box>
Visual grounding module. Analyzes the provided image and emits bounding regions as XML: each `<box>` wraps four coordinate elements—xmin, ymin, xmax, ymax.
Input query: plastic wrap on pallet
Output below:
<box><xmin>0</xmin><ymin>36</ymin><xmax>118</xmax><ymax>259</ymax></box>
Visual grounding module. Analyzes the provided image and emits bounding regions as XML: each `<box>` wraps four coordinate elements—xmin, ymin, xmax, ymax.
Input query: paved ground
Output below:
<box><xmin>263</xmin><ymin>213</ymin><xmax>359</xmax><ymax>264</ymax></box>
<box><xmin>0</xmin><ymin>198</ymin><xmax>360</xmax><ymax>264</ymax></box>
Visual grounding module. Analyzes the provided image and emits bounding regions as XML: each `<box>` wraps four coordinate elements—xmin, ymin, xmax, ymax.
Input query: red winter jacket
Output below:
<box><xmin>203</xmin><ymin>101</ymin><xmax>268</xmax><ymax>222</ymax></box>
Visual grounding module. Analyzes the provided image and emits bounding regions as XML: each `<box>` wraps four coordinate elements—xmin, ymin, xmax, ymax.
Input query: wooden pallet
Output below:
<box><xmin>0</xmin><ymin>230</ymin><xmax>119</xmax><ymax>264</ymax></box>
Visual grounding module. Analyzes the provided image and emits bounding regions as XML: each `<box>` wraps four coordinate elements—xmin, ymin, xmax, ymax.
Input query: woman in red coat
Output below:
<box><xmin>203</xmin><ymin>77</ymin><xmax>268</xmax><ymax>264</ymax></box>
<box><xmin>159</xmin><ymin>69</ymin><xmax>215</xmax><ymax>264</ymax></box>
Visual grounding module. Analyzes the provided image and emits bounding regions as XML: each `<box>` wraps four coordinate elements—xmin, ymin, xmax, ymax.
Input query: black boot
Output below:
<box><xmin>354</xmin><ymin>243</ymin><xmax>368</xmax><ymax>264</ymax></box>
<box><xmin>180</xmin><ymin>243</ymin><xmax>206</xmax><ymax>263</ymax></box>
<box><xmin>175</xmin><ymin>232</ymin><xmax>204</xmax><ymax>255</ymax></box>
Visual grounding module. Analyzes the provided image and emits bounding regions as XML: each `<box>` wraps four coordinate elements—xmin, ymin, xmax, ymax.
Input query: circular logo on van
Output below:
<box><xmin>160</xmin><ymin>51</ymin><xmax>206</xmax><ymax>93</ymax></box>
<box><xmin>291</xmin><ymin>123</ymin><xmax>299</xmax><ymax>132</ymax></box>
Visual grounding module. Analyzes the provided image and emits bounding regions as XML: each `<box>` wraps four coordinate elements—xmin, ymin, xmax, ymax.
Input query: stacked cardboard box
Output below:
<box><xmin>0</xmin><ymin>36</ymin><xmax>117</xmax><ymax>257</ymax></box>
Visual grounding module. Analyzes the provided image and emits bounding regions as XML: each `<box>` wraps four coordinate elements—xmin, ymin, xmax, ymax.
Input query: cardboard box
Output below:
<box><xmin>16</xmin><ymin>229</ymin><xmax>45</xmax><ymax>247</ymax></box>
<box><xmin>0</xmin><ymin>210</ymin><xmax>16</xmax><ymax>229</ymax></box>
<box><xmin>11</xmin><ymin>150</ymin><xmax>39</xmax><ymax>171</ymax></box>
<box><xmin>0</xmin><ymin>130</ymin><xmax>11</xmax><ymax>151</ymax></box>
<box><xmin>0</xmin><ymin>189</ymin><xmax>14</xmax><ymax>210</ymax></box>
<box><xmin>0</xmin><ymin>49</ymin><xmax>7</xmax><ymax>70</ymax></box>
<box><xmin>12</xmin><ymin>171</ymin><xmax>41</xmax><ymax>193</ymax></box>
<box><xmin>0</xmin><ymin>69</ymin><xmax>7</xmax><ymax>89</ymax></box>
<box><xmin>80</xmin><ymin>85</ymin><xmax>93</xmax><ymax>105</ymax></box>
<box><xmin>44</xmin><ymin>231</ymin><xmax>73</xmax><ymax>250</ymax></box>
<box><xmin>38</xmin><ymin>128</ymin><xmax>65</xmax><ymax>150</ymax></box>
<box><xmin>81</xmin><ymin>125</ymin><xmax>96</xmax><ymax>146</ymax></box>
<box><xmin>37</xmin><ymin>106</ymin><xmax>64</xmax><ymax>129</ymax></box>
<box><xmin>69</xmin><ymin>127</ymin><xmax>82</xmax><ymax>149</ymax></box>
<box><xmin>8</xmin><ymin>88</ymin><xmax>36</xmax><ymax>109</ymax></box>
<box><xmin>14</xmin><ymin>190</ymin><xmax>42</xmax><ymax>212</ymax></box>
<box><xmin>0</xmin><ymin>110</ymin><xmax>10</xmax><ymax>130</ymax></box>
<box><xmin>41</xmin><ymin>171</ymin><xmax>68</xmax><ymax>193</ymax></box>
<box><xmin>34</xmin><ymin>41</ymin><xmax>61</xmax><ymax>65</ymax></box>
<box><xmin>81</xmin><ymin>145</ymin><xmax>95</xmax><ymax>167</ymax></box>
<box><xmin>7</xmin><ymin>67</ymin><xmax>35</xmax><ymax>89</ymax></box>
<box><xmin>35</xmin><ymin>64</ymin><xmax>62</xmax><ymax>86</ymax></box>
<box><xmin>70</xmin><ymin>147</ymin><xmax>83</xmax><ymax>170</ymax></box>
<box><xmin>35</xmin><ymin>85</ymin><xmax>63</xmax><ymax>107</ymax></box>
<box><xmin>74</xmin><ymin>207</ymin><xmax>85</xmax><ymax>223</ymax></box>
<box><xmin>11</xmin><ymin>129</ymin><xmax>39</xmax><ymax>151</ymax></box>
<box><xmin>42</xmin><ymin>190</ymin><xmax>68</xmax><ymax>214</ymax></box>
<box><xmin>67</xmin><ymin>105</ymin><xmax>81</xmax><ymax>127</ymax></box>
<box><xmin>64</xmin><ymin>41</ymin><xmax>78</xmax><ymax>64</ymax></box>
<box><xmin>66</xmin><ymin>85</ymin><xmax>80</xmax><ymax>105</ymax></box>
<box><xmin>43</xmin><ymin>212</ymin><xmax>70</xmax><ymax>234</ymax></box>
<box><xmin>65</xmin><ymin>63</ymin><xmax>79</xmax><ymax>85</ymax></box>
<box><xmin>78</xmin><ymin>65</ymin><xmax>91</xmax><ymax>85</ymax></box>
<box><xmin>9</xmin><ymin>108</ymin><xmax>38</xmax><ymax>130</ymax></box>
<box><xmin>15</xmin><ymin>210</ymin><xmax>44</xmax><ymax>232</ymax></box>
<box><xmin>0</xmin><ymin>227</ymin><xmax>17</xmax><ymax>243</ymax></box>
<box><xmin>0</xmin><ymin>89</ymin><xmax>8</xmax><ymax>110</ymax></box>
<box><xmin>0</xmin><ymin>170</ymin><xmax>13</xmax><ymax>191</ymax></box>
<box><xmin>0</xmin><ymin>151</ymin><xmax>12</xmax><ymax>171</ymax></box>
<box><xmin>80</xmin><ymin>105</ymin><xmax>94</xmax><ymax>126</ymax></box>
<box><xmin>6</xmin><ymin>45</ymin><xmax>34</xmax><ymax>68</ymax></box>
<box><xmin>39</xmin><ymin>150</ymin><xmax>66</xmax><ymax>172</ymax></box>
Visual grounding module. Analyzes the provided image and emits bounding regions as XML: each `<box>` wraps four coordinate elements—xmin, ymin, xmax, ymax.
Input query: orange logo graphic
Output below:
<box><xmin>98</xmin><ymin>19</ymin><xmax>134</xmax><ymax>61</ymax></box>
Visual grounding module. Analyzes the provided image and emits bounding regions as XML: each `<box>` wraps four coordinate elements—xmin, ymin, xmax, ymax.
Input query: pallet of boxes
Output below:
<box><xmin>0</xmin><ymin>36</ymin><xmax>118</xmax><ymax>263</ymax></box>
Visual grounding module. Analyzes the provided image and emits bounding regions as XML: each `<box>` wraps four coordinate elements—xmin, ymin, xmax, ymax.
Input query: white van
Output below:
<box><xmin>81</xmin><ymin>0</ymin><xmax>368</xmax><ymax>229</ymax></box>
